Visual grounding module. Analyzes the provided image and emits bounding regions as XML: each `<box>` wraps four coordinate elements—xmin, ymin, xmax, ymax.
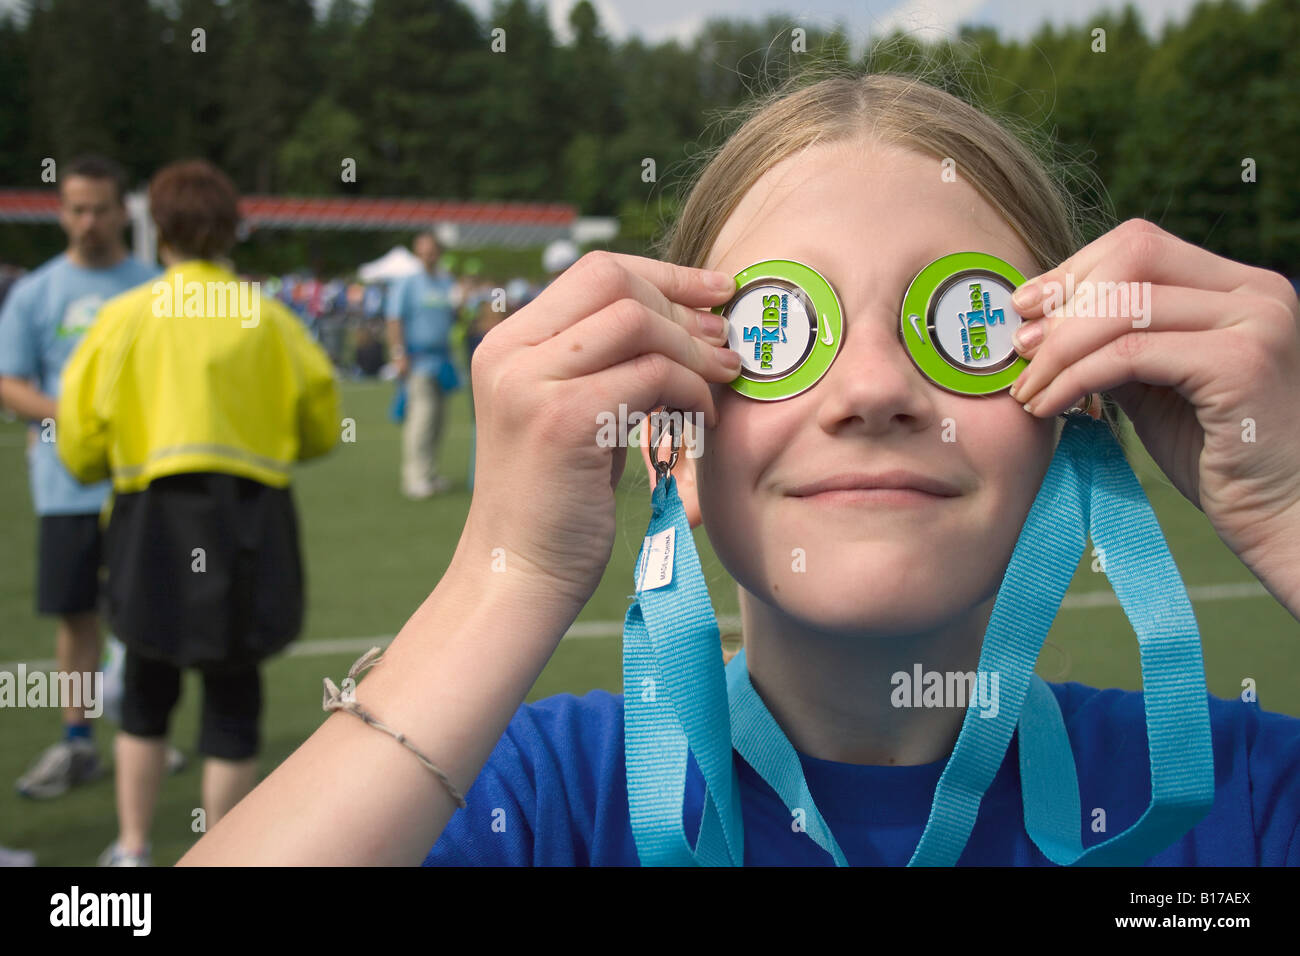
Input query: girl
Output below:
<box><xmin>180</xmin><ymin>72</ymin><xmax>1300</xmax><ymax>866</ymax></box>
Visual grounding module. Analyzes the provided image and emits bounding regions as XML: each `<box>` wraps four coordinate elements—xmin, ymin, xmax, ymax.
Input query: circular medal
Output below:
<box><xmin>712</xmin><ymin>259</ymin><xmax>843</xmax><ymax>401</ymax></box>
<box><xmin>900</xmin><ymin>252</ymin><xmax>1029</xmax><ymax>395</ymax></box>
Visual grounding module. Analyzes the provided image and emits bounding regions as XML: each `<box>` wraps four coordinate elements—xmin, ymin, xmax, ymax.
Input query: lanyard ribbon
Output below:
<box><xmin>623</xmin><ymin>414</ymin><xmax>1215</xmax><ymax>865</ymax></box>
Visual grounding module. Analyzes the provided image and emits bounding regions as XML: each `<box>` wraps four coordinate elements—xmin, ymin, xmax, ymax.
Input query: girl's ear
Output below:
<box><xmin>638</xmin><ymin>409</ymin><xmax>703</xmax><ymax>529</ymax></box>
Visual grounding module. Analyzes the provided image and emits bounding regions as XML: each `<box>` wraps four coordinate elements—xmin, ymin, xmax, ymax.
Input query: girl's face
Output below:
<box><xmin>692</xmin><ymin>139</ymin><xmax>1059</xmax><ymax>638</ymax></box>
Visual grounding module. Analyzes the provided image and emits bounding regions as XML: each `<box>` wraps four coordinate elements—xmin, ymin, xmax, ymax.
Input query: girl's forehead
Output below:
<box><xmin>707</xmin><ymin>141</ymin><xmax>1025</xmax><ymax>277</ymax></box>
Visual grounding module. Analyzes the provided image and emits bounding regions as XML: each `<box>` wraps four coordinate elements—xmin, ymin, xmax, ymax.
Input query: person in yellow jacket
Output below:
<box><xmin>57</xmin><ymin>159</ymin><xmax>340</xmax><ymax>867</ymax></box>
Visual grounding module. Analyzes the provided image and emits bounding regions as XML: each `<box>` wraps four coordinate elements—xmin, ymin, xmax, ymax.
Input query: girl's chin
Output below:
<box><xmin>764</xmin><ymin>586</ymin><xmax>978</xmax><ymax>637</ymax></box>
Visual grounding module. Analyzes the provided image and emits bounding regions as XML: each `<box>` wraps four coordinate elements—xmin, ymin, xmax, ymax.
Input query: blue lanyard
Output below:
<box><xmin>623</xmin><ymin>414</ymin><xmax>1215</xmax><ymax>865</ymax></box>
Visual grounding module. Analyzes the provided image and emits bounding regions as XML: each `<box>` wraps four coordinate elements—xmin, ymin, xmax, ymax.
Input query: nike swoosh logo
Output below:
<box><xmin>909</xmin><ymin>313</ymin><xmax>923</xmax><ymax>341</ymax></box>
<box><xmin>820</xmin><ymin>314</ymin><xmax>834</xmax><ymax>346</ymax></box>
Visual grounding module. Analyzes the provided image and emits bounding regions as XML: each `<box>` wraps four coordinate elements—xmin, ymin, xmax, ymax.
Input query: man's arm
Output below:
<box><xmin>385</xmin><ymin>279</ymin><xmax>409</xmax><ymax>377</ymax></box>
<box><xmin>0</xmin><ymin>283</ymin><xmax>56</xmax><ymax>421</ymax></box>
<box><xmin>0</xmin><ymin>377</ymin><xmax>57</xmax><ymax>422</ymax></box>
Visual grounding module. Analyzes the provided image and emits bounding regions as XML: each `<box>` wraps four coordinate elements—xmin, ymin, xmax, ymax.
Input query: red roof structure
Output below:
<box><xmin>0</xmin><ymin>190</ymin><xmax>577</xmax><ymax>247</ymax></box>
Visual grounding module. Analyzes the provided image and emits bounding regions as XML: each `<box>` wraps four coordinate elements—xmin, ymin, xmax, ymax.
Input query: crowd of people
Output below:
<box><xmin>0</xmin><ymin>152</ymin><xmax>576</xmax><ymax>865</ymax></box>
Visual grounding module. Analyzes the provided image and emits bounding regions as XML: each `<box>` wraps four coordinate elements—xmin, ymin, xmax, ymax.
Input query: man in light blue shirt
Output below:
<box><xmin>0</xmin><ymin>155</ymin><xmax>159</xmax><ymax>800</ymax></box>
<box><xmin>385</xmin><ymin>231</ymin><xmax>463</xmax><ymax>498</ymax></box>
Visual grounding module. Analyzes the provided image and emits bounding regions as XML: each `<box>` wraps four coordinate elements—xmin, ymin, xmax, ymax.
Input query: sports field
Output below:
<box><xmin>1</xmin><ymin>379</ymin><xmax>1296</xmax><ymax>865</ymax></box>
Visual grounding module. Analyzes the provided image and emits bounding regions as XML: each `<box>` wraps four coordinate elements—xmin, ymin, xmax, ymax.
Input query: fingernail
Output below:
<box><xmin>717</xmin><ymin>346</ymin><xmax>742</xmax><ymax>368</ymax></box>
<box><xmin>707</xmin><ymin>271</ymin><xmax>736</xmax><ymax>292</ymax></box>
<box><xmin>1012</xmin><ymin>281</ymin><xmax>1043</xmax><ymax>310</ymax></box>
<box><xmin>699</xmin><ymin>312</ymin><xmax>725</xmax><ymax>338</ymax></box>
<box><xmin>1013</xmin><ymin>320</ymin><xmax>1042</xmax><ymax>352</ymax></box>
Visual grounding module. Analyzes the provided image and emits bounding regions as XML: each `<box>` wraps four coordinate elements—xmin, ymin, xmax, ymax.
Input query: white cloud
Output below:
<box><xmin>868</xmin><ymin>0</ymin><xmax>987</xmax><ymax>43</ymax></box>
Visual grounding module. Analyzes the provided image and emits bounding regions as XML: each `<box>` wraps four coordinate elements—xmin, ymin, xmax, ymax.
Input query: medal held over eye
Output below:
<box><xmin>712</xmin><ymin>252</ymin><xmax>1029</xmax><ymax>399</ymax></box>
<box><xmin>899</xmin><ymin>251</ymin><xmax>1030</xmax><ymax>395</ymax></box>
<box><xmin>710</xmin><ymin>259</ymin><xmax>843</xmax><ymax>402</ymax></box>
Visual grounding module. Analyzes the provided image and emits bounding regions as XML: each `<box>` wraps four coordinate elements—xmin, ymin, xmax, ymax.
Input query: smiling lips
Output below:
<box><xmin>786</xmin><ymin>470</ymin><xmax>961</xmax><ymax>501</ymax></box>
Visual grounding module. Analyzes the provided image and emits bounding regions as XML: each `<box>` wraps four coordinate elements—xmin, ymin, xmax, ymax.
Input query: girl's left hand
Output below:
<box><xmin>1007</xmin><ymin>218</ymin><xmax>1300</xmax><ymax>613</ymax></box>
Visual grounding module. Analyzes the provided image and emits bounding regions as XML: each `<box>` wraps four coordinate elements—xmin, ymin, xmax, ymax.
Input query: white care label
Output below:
<box><xmin>636</xmin><ymin>526</ymin><xmax>676</xmax><ymax>592</ymax></box>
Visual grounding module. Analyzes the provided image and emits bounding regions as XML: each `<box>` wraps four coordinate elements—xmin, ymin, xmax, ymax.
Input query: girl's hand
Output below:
<box><xmin>1007</xmin><ymin>219</ymin><xmax>1300</xmax><ymax>612</ymax></box>
<box><xmin>461</xmin><ymin>252</ymin><xmax>740</xmax><ymax>611</ymax></box>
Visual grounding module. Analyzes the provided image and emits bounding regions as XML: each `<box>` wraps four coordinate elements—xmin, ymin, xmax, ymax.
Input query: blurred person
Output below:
<box><xmin>352</xmin><ymin>321</ymin><xmax>385</xmax><ymax>377</ymax></box>
<box><xmin>385</xmin><ymin>230</ymin><xmax>463</xmax><ymax>498</ymax></box>
<box><xmin>461</xmin><ymin>277</ymin><xmax>504</xmax><ymax>493</ymax></box>
<box><xmin>0</xmin><ymin>155</ymin><xmax>159</xmax><ymax>799</ymax></box>
<box><xmin>56</xmin><ymin>159</ymin><xmax>340</xmax><ymax>866</ymax></box>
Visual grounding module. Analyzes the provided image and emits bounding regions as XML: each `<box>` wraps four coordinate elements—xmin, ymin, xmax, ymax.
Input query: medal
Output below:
<box><xmin>711</xmin><ymin>259</ymin><xmax>842</xmax><ymax>401</ymax></box>
<box><xmin>900</xmin><ymin>252</ymin><xmax>1029</xmax><ymax>395</ymax></box>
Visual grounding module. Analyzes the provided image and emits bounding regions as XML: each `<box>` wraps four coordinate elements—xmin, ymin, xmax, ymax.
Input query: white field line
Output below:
<box><xmin>0</xmin><ymin>580</ymin><xmax>1273</xmax><ymax>672</ymax></box>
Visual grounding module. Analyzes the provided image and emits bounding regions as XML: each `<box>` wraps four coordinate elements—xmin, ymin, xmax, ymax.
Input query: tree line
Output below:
<box><xmin>0</xmin><ymin>0</ymin><xmax>1295</xmax><ymax>276</ymax></box>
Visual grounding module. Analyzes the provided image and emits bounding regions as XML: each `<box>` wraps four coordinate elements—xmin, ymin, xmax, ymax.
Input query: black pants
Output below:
<box><xmin>119</xmin><ymin>648</ymin><xmax>262</xmax><ymax>759</ymax></box>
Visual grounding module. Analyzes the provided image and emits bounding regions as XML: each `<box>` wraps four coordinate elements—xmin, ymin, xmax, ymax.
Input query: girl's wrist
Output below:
<box><xmin>1236</xmin><ymin>499</ymin><xmax>1300</xmax><ymax>622</ymax></box>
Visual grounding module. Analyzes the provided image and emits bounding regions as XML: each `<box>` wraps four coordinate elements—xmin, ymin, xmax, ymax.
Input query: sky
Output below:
<box><xmin>463</xmin><ymin>0</ymin><xmax>1261</xmax><ymax>48</ymax></box>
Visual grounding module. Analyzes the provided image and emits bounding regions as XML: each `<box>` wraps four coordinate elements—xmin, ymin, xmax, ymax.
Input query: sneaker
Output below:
<box><xmin>0</xmin><ymin>846</ymin><xmax>36</xmax><ymax>867</ymax></box>
<box><xmin>166</xmin><ymin>745</ymin><xmax>186</xmax><ymax>775</ymax></box>
<box><xmin>98</xmin><ymin>841</ymin><xmax>150</xmax><ymax>867</ymax></box>
<box><xmin>15</xmin><ymin>739</ymin><xmax>103</xmax><ymax>800</ymax></box>
<box><xmin>404</xmin><ymin>476</ymin><xmax>453</xmax><ymax>499</ymax></box>
<box><xmin>403</xmin><ymin>479</ymin><xmax>435</xmax><ymax>500</ymax></box>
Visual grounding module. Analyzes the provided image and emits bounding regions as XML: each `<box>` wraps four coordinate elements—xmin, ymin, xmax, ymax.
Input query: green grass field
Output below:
<box><xmin>1</xmin><ymin>379</ymin><xmax>1296</xmax><ymax>865</ymax></box>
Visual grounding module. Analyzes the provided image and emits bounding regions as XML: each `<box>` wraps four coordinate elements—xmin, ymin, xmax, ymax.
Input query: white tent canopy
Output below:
<box><xmin>358</xmin><ymin>246</ymin><xmax>422</xmax><ymax>282</ymax></box>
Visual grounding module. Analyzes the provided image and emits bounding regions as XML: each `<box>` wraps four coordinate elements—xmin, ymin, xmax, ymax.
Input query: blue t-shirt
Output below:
<box><xmin>0</xmin><ymin>253</ymin><xmax>159</xmax><ymax>515</ymax></box>
<box><xmin>386</xmin><ymin>271</ymin><xmax>458</xmax><ymax>377</ymax></box>
<box><xmin>424</xmin><ymin>681</ymin><xmax>1300</xmax><ymax>865</ymax></box>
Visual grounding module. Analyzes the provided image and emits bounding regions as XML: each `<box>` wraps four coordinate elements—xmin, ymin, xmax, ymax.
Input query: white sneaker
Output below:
<box><xmin>166</xmin><ymin>745</ymin><xmax>186</xmax><ymax>775</ymax></box>
<box><xmin>16</xmin><ymin>738</ymin><xmax>103</xmax><ymax>799</ymax></box>
<box><xmin>404</xmin><ymin>476</ymin><xmax>452</xmax><ymax>499</ymax></box>
<box><xmin>0</xmin><ymin>846</ymin><xmax>36</xmax><ymax>867</ymax></box>
<box><xmin>98</xmin><ymin>841</ymin><xmax>151</xmax><ymax>867</ymax></box>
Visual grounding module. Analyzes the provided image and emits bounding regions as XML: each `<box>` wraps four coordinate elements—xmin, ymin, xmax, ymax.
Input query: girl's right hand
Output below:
<box><xmin>460</xmin><ymin>252</ymin><xmax>740</xmax><ymax>611</ymax></box>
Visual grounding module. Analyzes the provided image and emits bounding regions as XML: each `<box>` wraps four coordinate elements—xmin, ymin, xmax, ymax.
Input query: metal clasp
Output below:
<box><xmin>651</xmin><ymin>407</ymin><xmax>681</xmax><ymax>488</ymax></box>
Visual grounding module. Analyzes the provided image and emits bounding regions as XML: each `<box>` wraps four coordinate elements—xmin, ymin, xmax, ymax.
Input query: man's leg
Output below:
<box><xmin>402</xmin><ymin>371</ymin><xmax>436</xmax><ymax>495</ymax></box>
<box><xmin>429</xmin><ymin>376</ymin><xmax>447</xmax><ymax>483</ymax></box>
<box><xmin>17</xmin><ymin>515</ymin><xmax>105</xmax><ymax>799</ymax></box>
<box><xmin>56</xmin><ymin>611</ymin><xmax>100</xmax><ymax>728</ymax></box>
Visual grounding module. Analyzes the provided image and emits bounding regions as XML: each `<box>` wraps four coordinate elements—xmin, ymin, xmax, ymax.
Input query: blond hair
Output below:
<box><xmin>656</xmin><ymin>70</ymin><xmax>1082</xmax><ymax>273</ymax></box>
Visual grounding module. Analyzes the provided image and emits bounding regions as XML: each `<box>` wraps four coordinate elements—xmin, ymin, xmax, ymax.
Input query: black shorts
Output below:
<box><xmin>36</xmin><ymin>513</ymin><xmax>103</xmax><ymax>616</ymax></box>
<box><xmin>119</xmin><ymin>647</ymin><xmax>262</xmax><ymax>759</ymax></box>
